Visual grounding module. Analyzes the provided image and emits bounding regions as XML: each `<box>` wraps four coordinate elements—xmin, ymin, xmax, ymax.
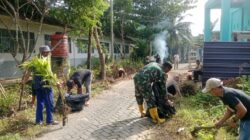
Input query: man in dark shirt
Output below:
<box><xmin>66</xmin><ymin>69</ymin><xmax>92</xmax><ymax>105</ymax></box>
<box><xmin>188</xmin><ymin>60</ymin><xmax>202</xmax><ymax>82</ymax></box>
<box><xmin>202</xmin><ymin>78</ymin><xmax>250</xmax><ymax>140</ymax></box>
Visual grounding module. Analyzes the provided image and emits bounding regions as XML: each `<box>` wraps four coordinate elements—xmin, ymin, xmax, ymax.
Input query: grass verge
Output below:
<box><xmin>153</xmin><ymin>92</ymin><xmax>237</xmax><ymax>140</ymax></box>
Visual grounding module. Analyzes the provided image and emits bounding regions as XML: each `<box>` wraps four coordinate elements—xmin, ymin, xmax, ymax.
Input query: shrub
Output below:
<box><xmin>0</xmin><ymin>84</ymin><xmax>23</xmax><ymax>118</ymax></box>
<box><xmin>105</xmin><ymin>59</ymin><xmax>143</xmax><ymax>79</ymax></box>
<box><xmin>237</xmin><ymin>75</ymin><xmax>250</xmax><ymax>95</ymax></box>
<box><xmin>0</xmin><ymin>93</ymin><xmax>17</xmax><ymax>117</ymax></box>
<box><xmin>191</xmin><ymin>91</ymin><xmax>221</xmax><ymax>107</ymax></box>
<box><xmin>180</xmin><ymin>81</ymin><xmax>197</xmax><ymax>96</ymax></box>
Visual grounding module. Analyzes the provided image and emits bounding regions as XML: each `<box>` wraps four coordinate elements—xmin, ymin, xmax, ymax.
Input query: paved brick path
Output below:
<box><xmin>36</xmin><ymin>80</ymin><xmax>157</xmax><ymax>140</ymax></box>
<box><xmin>36</xmin><ymin>63</ymin><xmax>190</xmax><ymax>140</ymax></box>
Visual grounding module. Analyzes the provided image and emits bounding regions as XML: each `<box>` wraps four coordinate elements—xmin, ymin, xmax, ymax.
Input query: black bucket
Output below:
<box><xmin>65</xmin><ymin>93</ymin><xmax>89</xmax><ymax>111</ymax></box>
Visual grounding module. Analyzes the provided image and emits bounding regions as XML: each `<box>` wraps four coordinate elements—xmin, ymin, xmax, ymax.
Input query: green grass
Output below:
<box><xmin>0</xmin><ymin>133</ymin><xmax>21</xmax><ymax>140</ymax></box>
<box><xmin>172</xmin><ymin>92</ymin><xmax>238</xmax><ymax>140</ymax></box>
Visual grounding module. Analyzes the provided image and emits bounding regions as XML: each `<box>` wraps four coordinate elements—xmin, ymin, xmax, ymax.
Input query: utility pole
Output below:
<box><xmin>110</xmin><ymin>0</ymin><xmax>114</xmax><ymax>61</ymax></box>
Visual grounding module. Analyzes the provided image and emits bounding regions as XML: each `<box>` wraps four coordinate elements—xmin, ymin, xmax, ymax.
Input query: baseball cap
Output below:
<box><xmin>202</xmin><ymin>78</ymin><xmax>223</xmax><ymax>93</ymax></box>
<box><xmin>39</xmin><ymin>45</ymin><xmax>51</xmax><ymax>53</ymax></box>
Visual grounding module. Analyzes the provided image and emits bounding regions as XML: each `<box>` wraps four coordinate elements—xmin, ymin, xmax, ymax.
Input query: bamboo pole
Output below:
<box><xmin>0</xmin><ymin>83</ymin><xmax>6</xmax><ymax>98</ymax></box>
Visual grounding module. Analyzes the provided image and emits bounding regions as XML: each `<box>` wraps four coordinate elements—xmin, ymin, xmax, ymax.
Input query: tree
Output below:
<box><xmin>87</xmin><ymin>27</ymin><xmax>93</xmax><ymax>69</ymax></box>
<box><xmin>134</xmin><ymin>0</ymin><xmax>195</xmax><ymax>59</ymax></box>
<box><xmin>93</xmin><ymin>27</ymin><xmax>106</xmax><ymax>79</ymax></box>
<box><xmin>0</xmin><ymin>0</ymin><xmax>51</xmax><ymax>64</ymax></box>
<box><xmin>193</xmin><ymin>34</ymin><xmax>204</xmax><ymax>48</ymax></box>
<box><xmin>162</xmin><ymin>16</ymin><xmax>193</xmax><ymax>58</ymax></box>
<box><xmin>101</xmin><ymin>0</ymin><xmax>135</xmax><ymax>60</ymax></box>
<box><xmin>0</xmin><ymin>0</ymin><xmax>54</xmax><ymax>110</ymax></box>
<box><xmin>115</xmin><ymin>0</ymin><xmax>196</xmax><ymax>60</ymax></box>
<box><xmin>50</xmin><ymin>0</ymin><xmax>108</xmax><ymax>79</ymax></box>
<box><xmin>103</xmin><ymin>0</ymin><xmax>163</xmax><ymax>59</ymax></box>
<box><xmin>113</xmin><ymin>0</ymin><xmax>133</xmax><ymax>58</ymax></box>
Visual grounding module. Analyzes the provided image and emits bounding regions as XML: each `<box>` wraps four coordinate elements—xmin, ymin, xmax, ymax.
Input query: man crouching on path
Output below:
<box><xmin>133</xmin><ymin>61</ymin><xmax>172</xmax><ymax>124</ymax></box>
<box><xmin>202</xmin><ymin>78</ymin><xmax>250</xmax><ymax>140</ymax></box>
<box><xmin>66</xmin><ymin>69</ymin><xmax>92</xmax><ymax>106</ymax></box>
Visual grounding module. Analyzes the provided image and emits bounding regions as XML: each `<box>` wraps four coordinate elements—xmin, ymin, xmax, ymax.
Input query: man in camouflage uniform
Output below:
<box><xmin>133</xmin><ymin>61</ymin><xmax>172</xmax><ymax>124</ymax></box>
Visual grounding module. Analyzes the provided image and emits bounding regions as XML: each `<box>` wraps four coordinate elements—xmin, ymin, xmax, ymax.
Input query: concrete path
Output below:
<box><xmin>36</xmin><ymin>63</ymin><xmax>190</xmax><ymax>140</ymax></box>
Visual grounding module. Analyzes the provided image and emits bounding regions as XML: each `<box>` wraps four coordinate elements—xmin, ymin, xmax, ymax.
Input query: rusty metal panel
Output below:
<box><xmin>202</xmin><ymin>42</ymin><xmax>250</xmax><ymax>84</ymax></box>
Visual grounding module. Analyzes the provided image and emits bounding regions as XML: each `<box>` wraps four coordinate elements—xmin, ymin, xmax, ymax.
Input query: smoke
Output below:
<box><xmin>153</xmin><ymin>31</ymin><xmax>169</xmax><ymax>63</ymax></box>
<box><xmin>153</xmin><ymin>18</ymin><xmax>170</xmax><ymax>30</ymax></box>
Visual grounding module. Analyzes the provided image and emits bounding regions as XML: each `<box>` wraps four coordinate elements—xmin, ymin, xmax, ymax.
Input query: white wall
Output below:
<box><xmin>0</xmin><ymin>15</ymin><xmax>64</xmax><ymax>78</ymax></box>
<box><xmin>0</xmin><ymin>15</ymin><xmax>64</xmax><ymax>61</ymax></box>
<box><xmin>0</xmin><ymin>15</ymin><xmax>132</xmax><ymax>78</ymax></box>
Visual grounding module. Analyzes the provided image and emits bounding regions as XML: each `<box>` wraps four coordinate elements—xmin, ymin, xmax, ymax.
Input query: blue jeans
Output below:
<box><xmin>239</xmin><ymin>120</ymin><xmax>250</xmax><ymax>140</ymax></box>
<box><xmin>35</xmin><ymin>88</ymin><xmax>54</xmax><ymax>124</ymax></box>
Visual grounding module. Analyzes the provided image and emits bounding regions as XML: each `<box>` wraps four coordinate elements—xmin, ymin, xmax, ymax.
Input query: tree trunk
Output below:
<box><xmin>64</xmin><ymin>25</ymin><xmax>68</xmax><ymax>33</ymax></box>
<box><xmin>149</xmin><ymin>41</ymin><xmax>152</xmax><ymax>56</ymax></box>
<box><xmin>110</xmin><ymin>0</ymin><xmax>114</xmax><ymax>62</ymax></box>
<box><xmin>93</xmin><ymin>27</ymin><xmax>106</xmax><ymax>80</ymax></box>
<box><xmin>147</xmin><ymin>40</ymin><xmax>151</xmax><ymax>56</ymax></box>
<box><xmin>18</xmin><ymin>70</ymin><xmax>28</xmax><ymax>111</ymax></box>
<box><xmin>87</xmin><ymin>27</ymin><xmax>93</xmax><ymax>69</ymax></box>
<box><xmin>120</xmin><ymin>18</ymin><xmax>125</xmax><ymax>59</ymax></box>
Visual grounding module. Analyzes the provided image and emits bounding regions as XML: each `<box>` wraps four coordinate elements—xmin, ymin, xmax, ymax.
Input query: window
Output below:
<box><xmin>76</xmin><ymin>39</ymin><xmax>87</xmax><ymax>53</ymax></box>
<box><xmin>0</xmin><ymin>28</ymin><xmax>35</xmax><ymax>53</ymax></box>
<box><xmin>114</xmin><ymin>43</ymin><xmax>120</xmax><ymax>53</ymax></box>
<box><xmin>68</xmin><ymin>38</ymin><xmax>72</xmax><ymax>53</ymax></box>
<box><xmin>44</xmin><ymin>34</ymin><xmax>51</xmax><ymax>46</ymax></box>
<box><xmin>124</xmin><ymin>45</ymin><xmax>129</xmax><ymax>54</ymax></box>
<box><xmin>100</xmin><ymin>42</ymin><xmax>109</xmax><ymax>53</ymax></box>
<box><xmin>0</xmin><ymin>29</ymin><xmax>14</xmax><ymax>52</ymax></box>
<box><xmin>76</xmin><ymin>39</ymin><xmax>94</xmax><ymax>54</ymax></box>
